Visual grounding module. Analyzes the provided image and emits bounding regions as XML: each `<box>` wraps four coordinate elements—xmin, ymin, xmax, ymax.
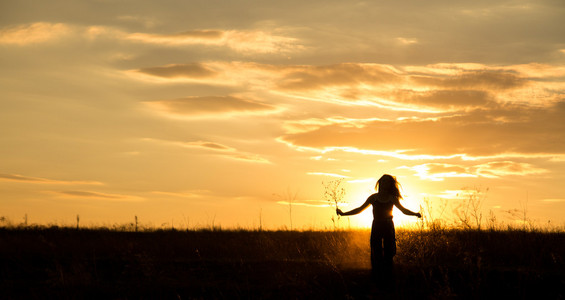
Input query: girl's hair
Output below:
<box><xmin>375</xmin><ymin>174</ymin><xmax>402</xmax><ymax>199</ymax></box>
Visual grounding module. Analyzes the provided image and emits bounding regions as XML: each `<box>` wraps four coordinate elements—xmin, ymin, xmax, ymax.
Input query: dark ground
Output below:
<box><xmin>1</xmin><ymin>228</ymin><xmax>563</xmax><ymax>299</ymax></box>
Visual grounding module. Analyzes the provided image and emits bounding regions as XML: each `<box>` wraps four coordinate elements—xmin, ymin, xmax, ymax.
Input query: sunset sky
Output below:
<box><xmin>1</xmin><ymin>0</ymin><xmax>564</xmax><ymax>229</ymax></box>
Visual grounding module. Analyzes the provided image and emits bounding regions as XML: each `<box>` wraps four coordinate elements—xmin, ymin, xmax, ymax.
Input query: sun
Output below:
<box><xmin>395</xmin><ymin>183</ymin><xmax>424</xmax><ymax>228</ymax></box>
<box><xmin>357</xmin><ymin>209</ymin><xmax>374</xmax><ymax>228</ymax></box>
<box><xmin>340</xmin><ymin>184</ymin><xmax>374</xmax><ymax>229</ymax></box>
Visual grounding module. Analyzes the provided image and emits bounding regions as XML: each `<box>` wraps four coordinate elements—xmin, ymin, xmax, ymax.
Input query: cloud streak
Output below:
<box><xmin>126</xmin><ymin>29</ymin><xmax>304</xmax><ymax>53</ymax></box>
<box><xmin>276</xmin><ymin>200</ymin><xmax>329</xmax><ymax>208</ymax></box>
<box><xmin>401</xmin><ymin>161</ymin><xmax>547</xmax><ymax>181</ymax></box>
<box><xmin>126</xmin><ymin>29</ymin><xmax>224</xmax><ymax>44</ymax></box>
<box><xmin>145</xmin><ymin>95</ymin><xmax>279</xmax><ymax>118</ymax></box>
<box><xmin>51</xmin><ymin>190</ymin><xmax>144</xmax><ymax>201</ymax></box>
<box><xmin>151</xmin><ymin>190</ymin><xmax>212</xmax><ymax>199</ymax></box>
<box><xmin>280</xmin><ymin>101</ymin><xmax>565</xmax><ymax>158</ymax></box>
<box><xmin>0</xmin><ymin>173</ymin><xmax>102</xmax><ymax>185</ymax></box>
<box><xmin>136</xmin><ymin>63</ymin><xmax>217</xmax><ymax>79</ymax></box>
<box><xmin>0</xmin><ymin>22</ymin><xmax>304</xmax><ymax>55</ymax></box>
<box><xmin>0</xmin><ymin>22</ymin><xmax>72</xmax><ymax>45</ymax></box>
<box><xmin>307</xmin><ymin>172</ymin><xmax>350</xmax><ymax>178</ymax></box>
<box><xmin>141</xmin><ymin>138</ymin><xmax>271</xmax><ymax>164</ymax></box>
<box><xmin>130</xmin><ymin>61</ymin><xmax>564</xmax><ymax>113</ymax></box>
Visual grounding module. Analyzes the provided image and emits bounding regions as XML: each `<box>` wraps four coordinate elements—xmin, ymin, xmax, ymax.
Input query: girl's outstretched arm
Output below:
<box><xmin>393</xmin><ymin>198</ymin><xmax>422</xmax><ymax>218</ymax></box>
<box><xmin>336</xmin><ymin>198</ymin><xmax>371</xmax><ymax>216</ymax></box>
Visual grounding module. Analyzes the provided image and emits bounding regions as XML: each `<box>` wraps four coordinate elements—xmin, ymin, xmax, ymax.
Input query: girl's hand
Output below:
<box><xmin>416</xmin><ymin>212</ymin><xmax>422</xmax><ymax>218</ymax></box>
<box><xmin>336</xmin><ymin>208</ymin><xmax>344</xmax><ymax>216</ymax></box>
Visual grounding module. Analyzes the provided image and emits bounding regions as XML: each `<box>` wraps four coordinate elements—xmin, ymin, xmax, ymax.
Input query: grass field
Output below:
<box><xmin>1</xmin><ymin>226</ymin><xmax>563</xmax><ymax>299</ymax></box>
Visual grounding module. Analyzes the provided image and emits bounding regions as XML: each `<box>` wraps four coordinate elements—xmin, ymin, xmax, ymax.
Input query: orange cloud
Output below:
<box><xmin>136</xmin><ymin>63</ymin><xmax>217</xmax><ymax>79</ymax></box>
<box><xmin>275</xmin><ymin>63</ymin><xmax>401</xmax><ymax>91</ymax></box>
<box><xmin>0</xmin><ymin>22</ymin><xmax>71</xmax><ymax>45</ymax></box>
<box><xmin>275</xmin><ymin>64</ymin><xmax>540</xmax><ymax>112</ymax></box>
<box><xmin>400</xmin><ymin>163</ymin><xmax>477</xmax><ymax>181</ymax></box>
<box><xmin>186</xmin><ymin>141</ymin><xmax>235</xmax><ymax>151</ymax></box>
<box><xmin>229</xmin><ymin>154</ymin><xmax>271</xmax><ymax>164</ymax></box>
<box><xmin>396</xmin><ymin>90</ymin><xmax>494</xmax><ymax>109</ymax></box>
<box><xmin>276</xmin><ymin>200</ymin><xmax>329</xmax><ymax>208</ymax></box>
<box><xmin>126</xmin><ymin>29</ymin><xmax>224</xmax><ymax>44</ymax></box>
<box><xmin>221</xmin><ymin>30</ymin><xmax>304</xmax><ymax>53</ymax></box>
<box><xmin>401</xmin><ymin>161</ymin><xmax>547</xmax><ymax>181</ymax></box>
<box><xmin>140</xmin><ymin>138</ymin><xmax>271</xmax><ymax>164</ymax></box>
<box><xmin>542</xmin><ymin>199</ymin><xmax>565</xmax><ymax>203</ymax></box>
<box><xmin>473</xmin><ymin>161</ymin><xmax>547</xmax><ymax>178</ymax></box>
<box><xmin>396</xmin><ymin>37</ymin><xmax>418</xmax><ymax>45</ymax></box>
<box><xmin>280</xmin><ymin>101</ymin><xmax>565</xmax><ymax>157</ymax></box>
<box><xmin>283</xmin><ymin>116</ymin><xmax>385</xmax><ymax>134</ymax></box>
<box><xmin>0</xmin><ymin>173</ymin><xmax>102</xmax><ymax>185</ymax></box>
<box><xmin>51</xmin><ymin>190</ymin><xmax>144</xmax><ymax>201</ymax></box>
<box><xmin>267</xmin><ymin>63</ymin><xmax>559</xmax><ymax>110</ymax></box>
<box><xmin>270</xmin><ymin>63</ymin><xmax>550</xmax><ymax>109</ymax></box>
<box><xmin>0</xmin><ymin>22</ymin><xmax>304</xmax><ymax>55</ymax></box>
<box><xmin>151</xmin><ymin>190</ymin><xmax>212</xmax><ymax>199</ymax></box>
<box><xmin>126</xmin><ymin>29</ymin><xmax>303</xmax><ymax>53</ymax></box>
<box><xmin>307</xmin><ymin>172</ymin><xmax>350</xmax><ymax>178</ymax></box>
<box><xmin>146</xmin><ymin>95</ymin><xmax>278</xmax><ymax>118</ymax></box>
<box><xmin>411</xmin><ymin>70</ymin><xmax>526</xmax><ymax>90</ymax></box>
<box><xmin>128</xmin><ymin>61</ymin><xmax>561</xmax><ymax>111</ymax></box>
<box><xmin>271</xmin><ymin>63</ymin><xmax>524</xmax><ymax>94</ymax></box>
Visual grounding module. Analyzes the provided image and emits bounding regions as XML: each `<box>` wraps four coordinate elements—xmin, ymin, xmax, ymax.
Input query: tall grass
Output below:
<box><xmin>415</xmin><ymin>187</ymin><xmax>564</xmax><ymax>233</ymax></box>
<box><xmin>1</xmin><ymin>225</ymin><xmax>563</xmax><ymax>299</ymax></box>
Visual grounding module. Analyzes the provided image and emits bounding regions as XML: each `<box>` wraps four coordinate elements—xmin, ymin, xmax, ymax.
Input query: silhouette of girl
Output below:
<box><xmin>337</xmin><ymin>174</ymin><xmax>421</xmax><ymax>282</ymax></box>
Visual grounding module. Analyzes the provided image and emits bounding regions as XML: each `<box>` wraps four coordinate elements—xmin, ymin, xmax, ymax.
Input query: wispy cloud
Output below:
<box><xmin>473</xmin><ymin>161</ymin><xmax>547</xmax><ymax>178</ymax></box>
<box><xmin>279</xmin><ymin>142</ymin><xmax>565</xmax><ymax>164</ymax></box>
<box><xmin>0</xmin><ymin>22</ymin><xmax>72</xmax><ymax>45</ymax></box>
<box><xmin>185</xmin><ymin>141</ymin><xmax>236</xmax><ymax>151</ymax></box>
<box><xmin>141</xmin><ymin>138</ymin><xmax>271</xmax><ymax>164</ymax></box>
<box><xmin>280</xmin><ymin>100</ymin><xmax>565</xmax><ymax>158</ymax></box>
<box><xmin>126</xmin><ymin>29</ymin><xmax>304</xmax><ymax>53</ymax></box>
<box><xmin>542</xmin><ymin>199</ymin><xmax>565</xmax><ymax>203</ymax></box>
<box><xmin>283</xmin><ymin>116</ymin><xmax>386</xmax><ymax>134</ymax></box>
<box><xmin>0</xmin><ymin>22</ymin><xmax>304</xmax><ymax>55</ymax></box>
<box><xmin>145</xmin><ymin>95</ymin><xmax>279</xmax><ymax>118</ymax></box>
<box><xmin>396</xmin><ymin>37</ymin><xmax>419</xmax><ymax>45</ymax></box>
<box><xmin>51</xmin><ymin>190</ymin><xmax>144</xmax><ymax>201</ymax></box>
<box><xmin>277</xmin><ymin>199</ymin><xmax>329</xmax><ymax>208</ymax></box>
<box><xmin>136</xmin><ymin>63</ymin><xmax>217</xmax><ymax>79</ymax></box>
<box><xmin>424</xmin><ymin>188</ymin><xmax>485</xmax><ymax>200</ymax></box>
<box><xmin>398</xmin><ymin>90</ymin><xmax>493</xmax><ymax>109</ymax></box>
<box><xmin>307</xmin><ymin>172</ymin><xmax>350</xmax><ymax>178</ymax></box>
<box><xmin>126</xmin><ymin>29</ymin><xmax>224</xmax><ymax>44</ymax></box>
<box><xmin>229</xmin><ymin>154</ymin><xmax>272</xmax><ymax>164</ymax></box>
<box><xmin>130</xmin><ymin>61</ymin><xmax>563</xmax><ymax>113</ymax></box>
<box><xmin>281</xmin><ymin>63</ymin><xmax>400</xmax><ymax>89</ymax></box>
<box><xmin>399</xmin><ymin>163</ymin><xmax>477</xmax><ymax>181</ymax></box>
<box><xmin>401</xmin><ymin>161</ymin><xmax>547</xmax><ymax>181</ymax></box>
<box><xmin>411</xmin><ymin>70</ymin><xmax>525</xmax><ymax>90</ymax></box>
<box><xmin>347</xmin><ymin>177</ymin><xmax>376</xmax><ymax>183</ymax></box>
<box><xmin>151</xmin><ymin>190</ymin><xmax>211</xmax><ymax>199</ymax></box>
<box><xmin>0</xmin><ymin>173</ymin><xmax>103</xmax><ymax>185</ymax></box>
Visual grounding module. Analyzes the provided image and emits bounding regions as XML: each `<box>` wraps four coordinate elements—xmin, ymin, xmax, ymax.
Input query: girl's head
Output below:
<box><xmin>375</xmin><ymin>174</ymin><xmax>402</xmax><ymax>199</ymax></box>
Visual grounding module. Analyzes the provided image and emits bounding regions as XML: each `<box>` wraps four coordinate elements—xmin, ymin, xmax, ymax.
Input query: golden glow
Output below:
<box><xmin>357</xmin><ymin>210</ymin><xmax>374</xmax><ymax>228</ymax></box>
<box><xmin>1</xmin><ymin>2</ymin><xmax>564</xmax><ymax>229</ymax></box>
